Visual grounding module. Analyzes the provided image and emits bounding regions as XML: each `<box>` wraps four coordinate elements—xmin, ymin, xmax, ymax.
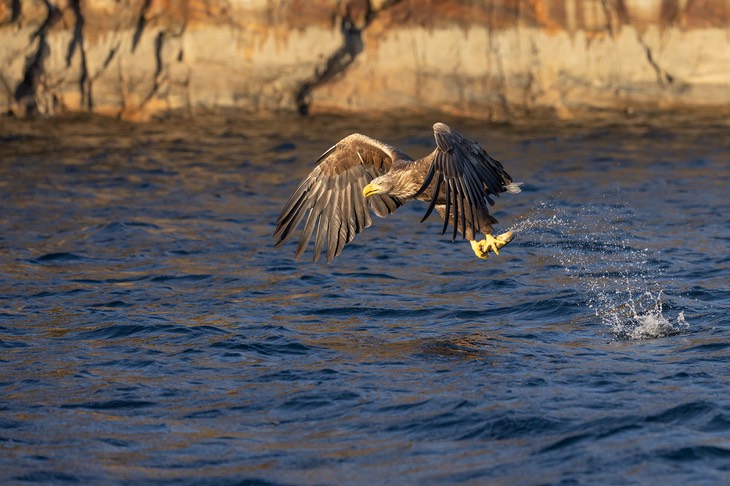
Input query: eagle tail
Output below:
<box><xmin>504</xmin><ymin>182</ymin><xmax>523</xmax><ymax>194</ymax></box>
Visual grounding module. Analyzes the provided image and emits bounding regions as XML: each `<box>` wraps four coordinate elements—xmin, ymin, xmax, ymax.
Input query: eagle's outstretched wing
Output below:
<box><xmin>414</xmin><ymin>122</ymin><xmax>521</xmax><ymax>240</ymax></box>
<box><xmin>274</xmin><ymin>134</ymin><xmax>409</xmax><ymax>263</ymax></box>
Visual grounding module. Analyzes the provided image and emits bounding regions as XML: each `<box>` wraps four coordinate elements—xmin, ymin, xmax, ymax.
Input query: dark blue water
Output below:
<box><xmin>1</xmin><ymin>115</ymin><xmax>729</xmax><ymax>484</ymax></box>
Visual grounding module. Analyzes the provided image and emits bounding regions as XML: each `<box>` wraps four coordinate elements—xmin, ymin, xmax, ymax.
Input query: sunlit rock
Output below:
<box><xmin>1</xmin><ymin>0</ymin><xmax>728</xmax><ymax>120</ymax></box>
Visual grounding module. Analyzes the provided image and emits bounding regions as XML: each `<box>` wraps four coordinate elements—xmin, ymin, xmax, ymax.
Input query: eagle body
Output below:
<box><xmin>274</xmin><ymin>122</ymin><xmax>521</xmax><ymax>263</ymax></box>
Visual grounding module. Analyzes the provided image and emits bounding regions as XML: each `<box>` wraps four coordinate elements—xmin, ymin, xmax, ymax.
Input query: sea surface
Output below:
<box><xmin>1</xmin><ymin>113</ymin><xmax>729</xmax><ymax>484</ymax></box>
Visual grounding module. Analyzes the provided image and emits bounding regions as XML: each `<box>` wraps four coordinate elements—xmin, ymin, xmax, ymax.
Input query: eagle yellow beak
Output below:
<box><xmin>363</xmin><ymin>182</ymin><xmax>380</xmax><ymax>198</ymax></box>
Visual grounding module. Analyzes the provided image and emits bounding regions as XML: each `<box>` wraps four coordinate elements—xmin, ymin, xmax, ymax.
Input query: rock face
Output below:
<box><xmin>1</xmin><ymin>0</ymin><xmax>729</xmax><ymax>121</ymax></box>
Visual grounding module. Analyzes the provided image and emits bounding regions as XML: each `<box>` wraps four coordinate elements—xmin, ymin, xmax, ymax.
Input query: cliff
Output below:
<box><xmin>1</xmin><ymin>0</ymin><xmax>729</xmax><ymax>121</ymax></box>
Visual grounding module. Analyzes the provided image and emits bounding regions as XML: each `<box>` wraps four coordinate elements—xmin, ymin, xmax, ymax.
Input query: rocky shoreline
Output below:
<box><xmin>2</xmin><ymin>0</ymin><xmax>729</xmax><ymax>121</ymax></box>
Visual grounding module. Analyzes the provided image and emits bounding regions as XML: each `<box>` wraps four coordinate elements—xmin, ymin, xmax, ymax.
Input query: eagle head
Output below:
<box><xmin>363</xmin><ymin>175</ymin><xmax>394</xmax><ymax>198</ymax></box>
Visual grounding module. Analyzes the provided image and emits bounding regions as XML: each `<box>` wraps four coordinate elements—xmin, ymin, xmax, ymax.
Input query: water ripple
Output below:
<box><xmin>1</xmin><ymin>115</ymin><xmax>728</xmax><ymax>484</ymax></box>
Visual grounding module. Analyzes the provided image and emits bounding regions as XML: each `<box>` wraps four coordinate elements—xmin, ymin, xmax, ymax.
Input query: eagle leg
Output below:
<box><xmin>470</xmin><ymin>231</ymin><xmax>514</xmax><ymax>259</ymax></box>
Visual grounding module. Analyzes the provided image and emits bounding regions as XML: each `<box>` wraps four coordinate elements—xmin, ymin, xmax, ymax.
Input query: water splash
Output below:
<box><xmin>508</xmin><ymin>202</ymin><xmax>569</xmax><ymax>235</ymax></box>
<box><xmin>508</xmin><ymin>201</ymin><xmax>690</xmax><ymax>340</ymax></box>
<box><xmin>600</xmin><ymin>289</ymin><xmax>688</xmax><ymax>340</ymax></box>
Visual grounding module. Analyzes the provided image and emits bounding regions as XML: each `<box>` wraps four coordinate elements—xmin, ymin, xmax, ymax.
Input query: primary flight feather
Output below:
<box><xmin>273</xmin><ymin>122</ymin><xmax>521</xmax><ymax>263</ymax></box>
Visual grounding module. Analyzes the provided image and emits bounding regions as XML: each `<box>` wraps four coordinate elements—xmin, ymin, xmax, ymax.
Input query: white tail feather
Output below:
<box><xmin>504</xmin><ymin>182</ymin><xmax>523</xmax><ymax>194</ymax></box>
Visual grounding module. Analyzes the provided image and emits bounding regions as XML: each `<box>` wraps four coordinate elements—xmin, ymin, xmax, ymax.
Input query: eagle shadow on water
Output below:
<box><xmin>274</xmin><ymin>122</ymin><xmax>522</xmax><ymax>263</ymax></box>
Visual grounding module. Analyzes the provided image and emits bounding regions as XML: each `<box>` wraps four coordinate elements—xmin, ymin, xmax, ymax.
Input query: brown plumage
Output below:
<box><xmin>273</xmin><ymin>122</ymin><xmax>521</xmax><ymax>263</ymax></box>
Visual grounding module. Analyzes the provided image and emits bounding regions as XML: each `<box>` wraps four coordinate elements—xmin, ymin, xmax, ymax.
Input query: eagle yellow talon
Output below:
<box><xmin>470</xmin><ymin>240</ymin><xmax>489</xmax><ymax>259</ymax></box>
<box><xmin>470</xmin><ymin>231</ymin><xmax>514</xmax><ymax>260</ymax></box>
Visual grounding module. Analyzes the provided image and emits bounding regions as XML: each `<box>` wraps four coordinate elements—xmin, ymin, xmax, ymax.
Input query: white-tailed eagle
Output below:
<box><xmin>274</xmin><ymin>122</ymin><xmax>521</xmax><ymax>263</ymax></box>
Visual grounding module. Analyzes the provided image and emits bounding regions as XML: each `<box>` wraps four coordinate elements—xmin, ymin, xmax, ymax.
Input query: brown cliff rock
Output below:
<box><xmin>1</xmin><ymin>0</ymin><xmax>729</xmax><ymax>121</ymax></box>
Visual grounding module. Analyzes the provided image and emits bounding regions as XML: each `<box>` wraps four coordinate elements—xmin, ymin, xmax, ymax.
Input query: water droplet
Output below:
<box><xmin>507</xmin><ymin>200</ymin><xmax>689</xmax><ymax>340</ymax></box>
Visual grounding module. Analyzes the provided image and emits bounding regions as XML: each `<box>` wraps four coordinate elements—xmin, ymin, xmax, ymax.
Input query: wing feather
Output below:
<box><xmin>325</xmin><ymin>183</ymin><xmax>342</xmax><ymax>262</ymax></box>
<box><xmin>312</xmin><ymin>185</ymin><xmax>333</xmax><ymax>263</ymax></box>
<box><xmin>295</xmin><ymin>207</ymin><xmax>318</xmax><ymax>260</ymax></box>
<box><xmin>455</xmin><ymin>176</ymin><xmax>468</xmax><ymax>239</ymax></box>
<box><xmin>299</xmin><ymin>184</ymin><xmax>331</xmax><ymax>260</ymax></box>
<box><xmin>420</xmin><ymin>164</ymin><xmax>441</xmax><ymax>223</ymax></box>
<box><xmin>455</xmin><ymin>161</ymin><xmax>477</xmax><ymax>232</ymax></box>
<box><xmin>274</xmin><ymin>133</ymin><xmax>412</xmax><ymax>262</ymax></box>
<box><xmin>273</xmin><ymin>182</ymin><xmax>309</xmax><ymax>241</ymax></box>
<box><xmin>414</xmin><ymin>122</ymin><xmax>519</xmax><ymax>240</ymax></box>
<box><xmin>337</xmin><ymin>180</ymin><xmax>353</xmax><ymax>258</ymax></box>
<box><xmin>442</xmin><ymin>173</ymin><xmax>452</xmax><ymax>236</ymax></box>
<box><xmin>352</xmin><ymin>173</ymin><xmax>369</xmax><ymax>232</ymax></box>
<box><xmin>273</xmin><ymin>190</ymin><xmax>309</xmax><ymax>245</ymax></box>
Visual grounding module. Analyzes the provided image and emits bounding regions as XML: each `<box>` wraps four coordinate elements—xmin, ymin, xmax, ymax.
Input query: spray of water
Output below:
<box><xmin>601</xmin><ymin>288</ymin><xmax>688</xmax><ymax>340</ymax></box>
<box><xmin>507</xmin><ymin>201</ymin><xmax>689</xmax><ymax>340</ymax></box>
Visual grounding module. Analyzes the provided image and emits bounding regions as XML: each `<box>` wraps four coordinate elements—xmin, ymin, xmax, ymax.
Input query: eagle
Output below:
<box><xmin>273</xmin><ymin>122</ymin><xmax>521</xmax><ymax>263</ymax></box>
